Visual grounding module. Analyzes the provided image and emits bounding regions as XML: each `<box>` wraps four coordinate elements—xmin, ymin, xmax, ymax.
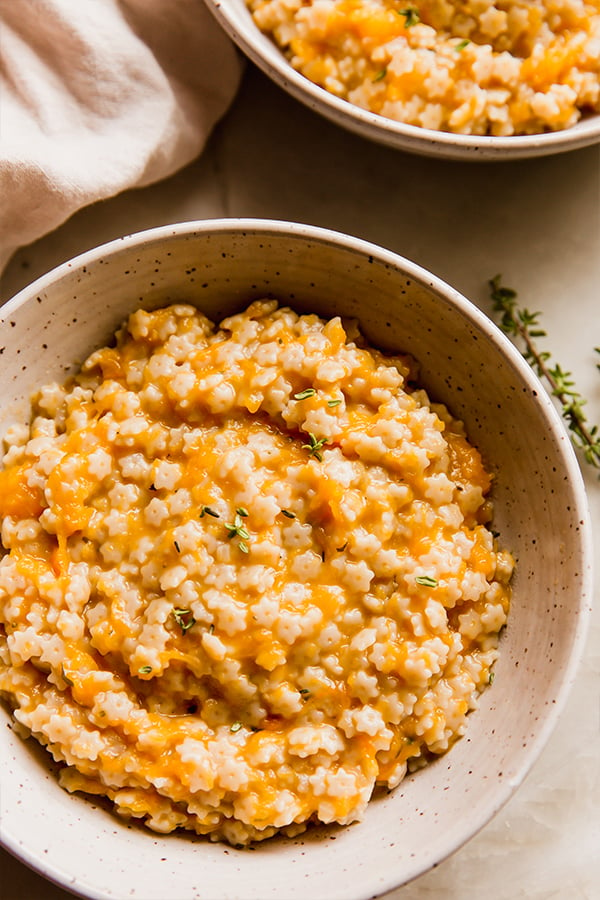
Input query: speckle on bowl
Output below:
<box><xmin>0</xmin><ymin>219</ymin><xmax>592</xmax><ymax>899</ymax></box>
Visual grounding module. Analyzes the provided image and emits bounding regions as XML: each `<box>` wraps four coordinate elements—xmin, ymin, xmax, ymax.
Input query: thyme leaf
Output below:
<box><xmin>200</xmin><ymin>505</ymin><xmax>219</xmax><ymax>518</ymax></box>
<box><xmin>415</xmin><ymin>575</ymin><xmax>438</xmax><ymax>587</ymax></box>
<box><xmin>294</xmin><ymin>388</ymin><xmax>317</xmax><ymax>400</ymax></box>
<box><xmin>490</xmin><ymin>275</ymin><xmax>600</xmax><ymax>474</ymax></box>
<box><xmin>225</xmin><ymin>514</ymin><xmax>250</xmax><ymax>540</ymax></box>
<box><xmin>172</xmin><ymin>607</ymin><xmax>196</xmax><ymax>634</ymax></box>
<box><xmin>398</xmin><ymin>7</ymin><xmax>420</xmax><ymax>26</ymax></box>
<box><xmin>302</xmin><ymin>432</ymin><xmax>328</xmax><ymax>461</ymax></box>
<box><xmin>225</xmin><ymin>512</ymin><xmax>252</xmax><ymax>552</ymax></box>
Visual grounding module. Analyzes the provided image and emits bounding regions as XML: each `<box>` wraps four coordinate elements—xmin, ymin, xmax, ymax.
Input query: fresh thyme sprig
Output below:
<box><xmin>489</xmin><ymin>275</ymin><xmax>600</xmax><ymax>472</ymax></box>
<box><xmin>225</xmin><ymin>512</ymin><xmax>250</xmax><ymax>553</ymax></box>
<box><xmin>302</xmin><ymin>432</ymin><xmax>328</xmax><ymax>461</ymax></box>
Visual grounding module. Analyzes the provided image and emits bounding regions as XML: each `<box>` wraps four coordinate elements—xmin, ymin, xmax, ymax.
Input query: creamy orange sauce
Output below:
<box><xmin>0</xmin><ymin>301</ymin><xmax>512</xmax><ymax>844</ymax></box>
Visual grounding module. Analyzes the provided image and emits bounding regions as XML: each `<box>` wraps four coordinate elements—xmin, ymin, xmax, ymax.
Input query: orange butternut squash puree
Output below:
<box><xmin>0</xmin><ymin>301</ymin><xmax>512</xmax><ymax>844</ymax></box>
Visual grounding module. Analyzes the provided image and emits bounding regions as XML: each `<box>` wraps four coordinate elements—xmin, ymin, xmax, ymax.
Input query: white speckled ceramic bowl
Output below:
<box><xmin>0</xmin><ymin>220</ymin><xmax>592</xmax><ymax>899</ymax></box>
<box><xmin>205</xmin><ymin>0</ymin><xmax>600</xmax><ymax>161</ymax></box>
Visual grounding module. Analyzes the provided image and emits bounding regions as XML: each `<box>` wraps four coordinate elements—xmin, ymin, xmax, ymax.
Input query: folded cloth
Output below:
<box><xmin>0</xmin><ymin>0</ymin><xmax>243</xmax><ymax>273</ymax></box>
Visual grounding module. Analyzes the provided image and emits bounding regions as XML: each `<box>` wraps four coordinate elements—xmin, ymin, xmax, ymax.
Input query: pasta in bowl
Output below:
<box><xmin>206</xmin><ymin>0</ymin><xmax>600</xmax><ymax>159</ymax></box>
<box><xmin>0</xmin><ymin>299</ymin><xmax>512</xmax><ymax>845</ymax></box>
<box><xmin>0</xmin><ymin>220</ymin><xmax>591</xmax><ymax>899</ymax></box>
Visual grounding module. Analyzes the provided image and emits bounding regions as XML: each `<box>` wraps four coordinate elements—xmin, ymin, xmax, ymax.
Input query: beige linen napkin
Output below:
<box><xmin>0</xmin><ymin>0</ymin><xmax>243</xmax><ymax>273</ymax></box>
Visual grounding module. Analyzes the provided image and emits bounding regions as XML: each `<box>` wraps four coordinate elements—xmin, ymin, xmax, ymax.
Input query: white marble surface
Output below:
<box><xmin>0</xmin><ymin>64</ymin><xmax>599</xmax><ymax>900</ymax></box>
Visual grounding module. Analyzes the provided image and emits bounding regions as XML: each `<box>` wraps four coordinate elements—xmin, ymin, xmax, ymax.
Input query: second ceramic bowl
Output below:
<box><xmin>205</xmin><ymin>0</ymin><xmax>600</xmax><ymax>161</ymax></box>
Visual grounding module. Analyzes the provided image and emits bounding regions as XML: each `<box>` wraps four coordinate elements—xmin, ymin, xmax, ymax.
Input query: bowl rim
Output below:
<box><xmin>204</xmin><ymin>0</ymin><xmax>600</xmax><ymax>160</ymax></box>
<box><xmin>0</xmin><ymin>217</ymin><xmax>594</xmax><ymax>898</ymax></box>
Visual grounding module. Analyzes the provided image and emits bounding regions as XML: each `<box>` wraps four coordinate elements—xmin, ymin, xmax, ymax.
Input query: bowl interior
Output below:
<box><xmin>0</xmin><ymin>220</ymin><xmax>591</xmax><ymax>900</ymax></box>
<box><xmin>205</xmin><ymin>0</ymin><xmax>600</xmax><ymax>160</ymax></box>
